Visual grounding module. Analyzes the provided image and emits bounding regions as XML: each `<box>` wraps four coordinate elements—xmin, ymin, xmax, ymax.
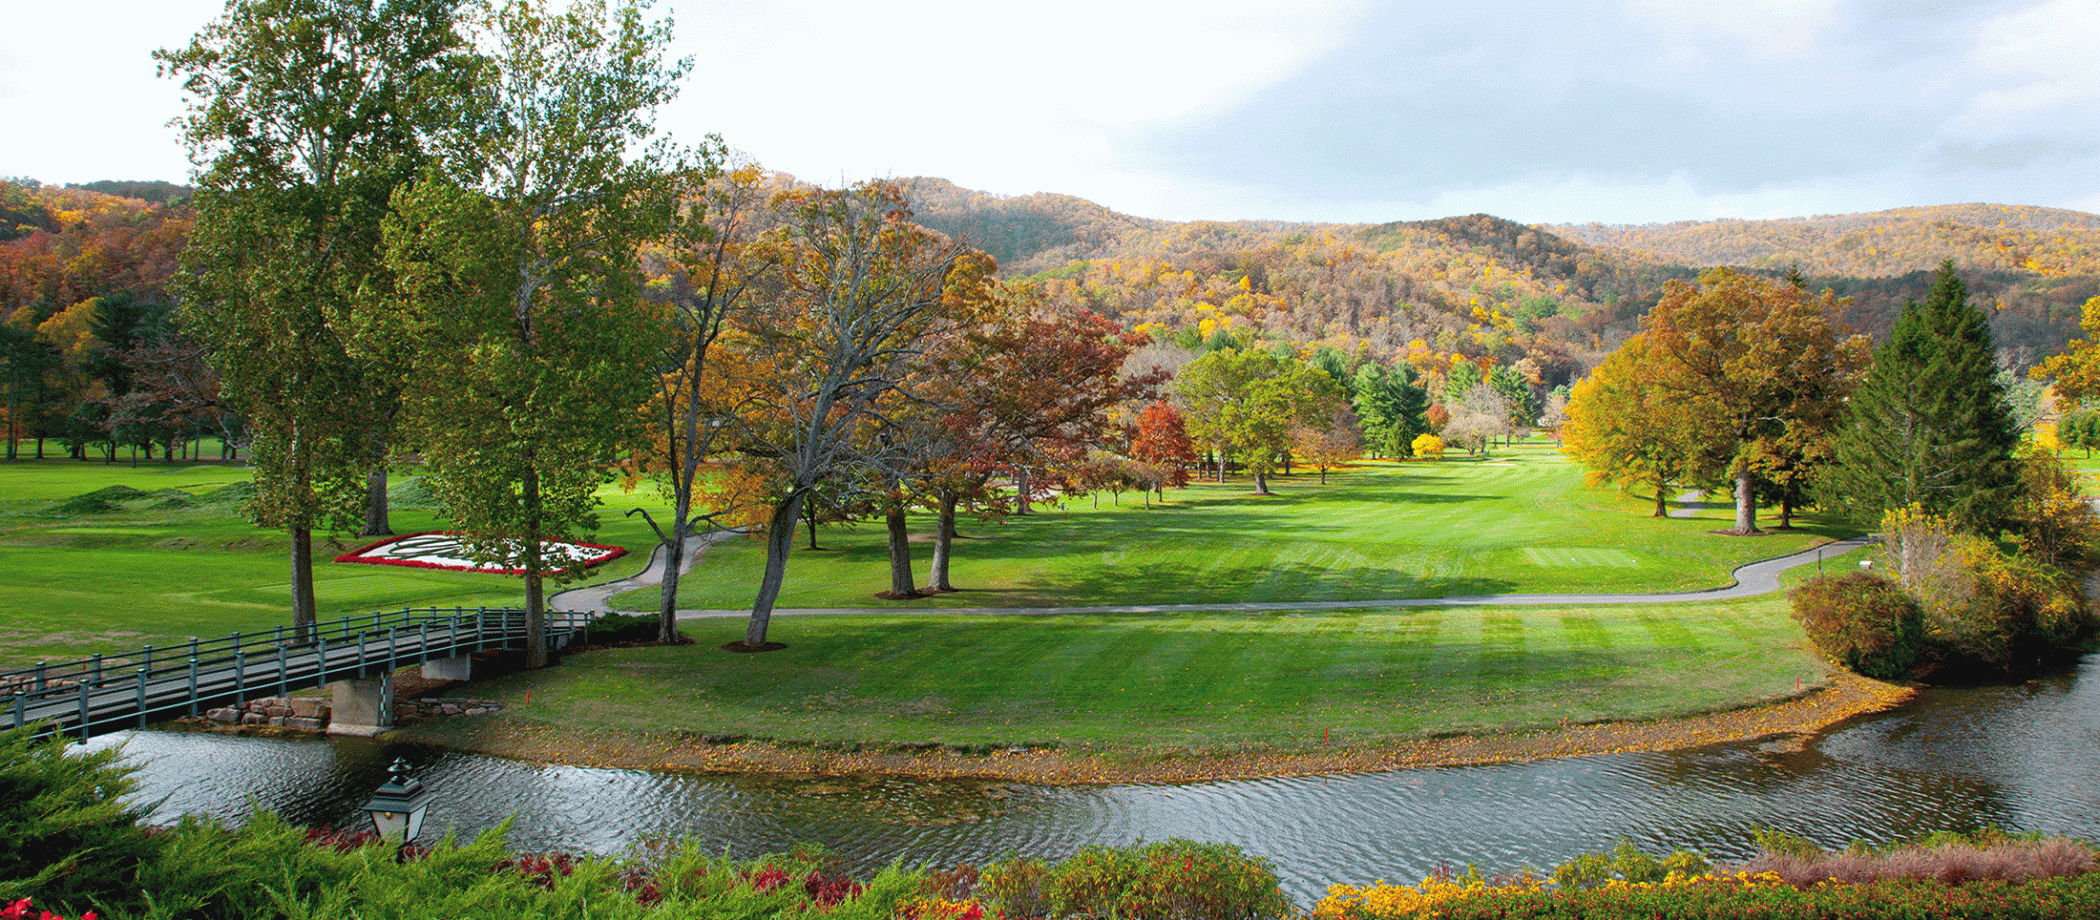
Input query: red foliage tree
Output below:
<box><xmin>1130</xmin><ymin>400</ymin><xmax>1195</xmax><ymax>489</ymax></box>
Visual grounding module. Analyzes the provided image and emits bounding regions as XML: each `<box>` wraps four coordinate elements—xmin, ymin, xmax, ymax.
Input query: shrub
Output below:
<box><xmin>1730</xmin><ymin>827</ymin><xmax>2096</xmax><ymax>887</ymax></box>
<box><xmin>1877</xmin><ymin>505</ymin><xmax>2096</xmax><ymax>676</ymax></box>
<box><xmin>1037</xmin><ymin>840</ymin><xmax>1287</xmax><ymax>920</ymax></box>
<box><xmin>978</xmin><ymin>856</ymin><xmax>1051</xmax><ymax>919</ymax></box>
<box><xmin>0</xmin><ymin>726</ymin><xmax>162</xmax><ymax>916</ymax></box>
<box><xmin>1410</xmin><ymin>434</ymin><xmax>1444</xmax><ymax>460</ymax></box>
<box><xmin>1787</xmin><ymin>572</ymin><xmax>1926</xmax><ymax>678</ymax></box>
<box><xmin>1548</xmin><ymin>839</ymin><xmax>1709</xmax><ymax>891</ymax></box>
<box><xmin>583</xmin><ymin>613</ymin><xmax>662</xmax><ymax>645</ymax></box>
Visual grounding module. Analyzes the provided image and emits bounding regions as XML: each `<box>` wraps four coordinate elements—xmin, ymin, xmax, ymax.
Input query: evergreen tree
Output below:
<box><xmin>1351</xmin><ymin>362</ymin><xmax>1430</xmax><ymax>458</ymax></box>
<box><xmin>1824</xmin><ymin>261</ymin><xmax>2021</xmax><ymax>530</ymax></box>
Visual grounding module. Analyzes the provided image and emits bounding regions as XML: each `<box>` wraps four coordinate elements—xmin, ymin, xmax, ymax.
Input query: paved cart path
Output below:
<box><xmin>554</xmin><ymin>533</ymin><xmax>1874</xmax><ymax>620</ymax></box>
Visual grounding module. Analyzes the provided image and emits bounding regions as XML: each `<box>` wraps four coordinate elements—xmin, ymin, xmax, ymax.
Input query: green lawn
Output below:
<box><xmin>612</xmin><ymin>442</ymin><xmax>1854</xmax><ymax>611</ymax></box>
<box><xmin>1</xmin><ymin>446</ymin><xmax>1862</xmax><ymax>751</ymax></box>
<box><xmin>414</xmin><ymin>592</ymin><xmax>1835</xmax><ymax>752</ymax></box>
<box><xmin>0</xmin><ymin>459</ymin><xmax>671</xmax><ymax>668</ymax></box>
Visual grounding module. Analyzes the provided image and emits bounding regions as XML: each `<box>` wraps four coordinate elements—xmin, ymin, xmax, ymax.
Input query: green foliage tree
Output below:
<box><xmin>1823</xmin><ymin>262</ymin><xmax>2022</xmax><ymax>531</ymax></box>
<box><xmin>159</xmin><ymin>0</ymin><xmax>460</xmax><ymax>640</ymax></box>
<box><xmin>2059</xmin><ymin>406</ymin><xmax>2100</xmax><ymax>458</ymax></box>
<box><xmin>0</xmin><ymin>323</ymin><xmax>59</xmax><ymax>460</ymax></box>
<box><xmin>382</xmin><ymin>0</ymin><xmax>691</xmax><ymax>667</ymax></box>
<box><xmin>1175</xmin><ymin>348</ymin><xmax>1343</xmax><ymax>493</ymax></box>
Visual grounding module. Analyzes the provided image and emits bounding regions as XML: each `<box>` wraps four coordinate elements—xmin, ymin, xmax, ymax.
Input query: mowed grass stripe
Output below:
<box><xmin>428</xmin><ymin>600</ymin><xmax>1827</xmax><ymax>749</ymax></box>
<box><xmin>1316</xmin><ymin>610</ymin><xmax>1395</xmax><ymax>685</ymax></box>
<box><xmin>1559</xmin><ymin>613</ymin><xmax>1614</xmax><ymax>649</ymax></box>
<box><xmin>1475</xmin><ymin>612</ymin><xmax>1530</xmax><ymax>698</ymax></box>
<box><xmin>1637</xmin><ymin>611</ymin><xmax>1705</xmax><ymax>651</ymax></box>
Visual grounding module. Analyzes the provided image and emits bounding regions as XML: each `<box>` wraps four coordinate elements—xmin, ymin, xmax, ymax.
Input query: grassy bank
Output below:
<box><xmin>611</xmin><ymin>443</ymin><xmax>1852</xmax><ymax>612</ymax></box>
<box><xmin>390</xmin><ymin>552</ymin><xmax>1900</xmax><ymax>782</ymax></box>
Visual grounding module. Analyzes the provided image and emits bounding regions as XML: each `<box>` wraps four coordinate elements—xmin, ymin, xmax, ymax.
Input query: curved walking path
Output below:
<box><xmin>556</xmin><ymin>532</ymin><xmax>1875</xmax><ymax>620</ymax></box>
<box><xmin>548</xmin><ymin>529</ymin><xmax>742</xmax><ymax>614</ymax></box>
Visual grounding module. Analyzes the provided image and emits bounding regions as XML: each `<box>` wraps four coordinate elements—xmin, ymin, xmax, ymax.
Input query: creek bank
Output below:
<box><xmin>384</xmin><ymin>670</ymin><xmax>1913</xmax><ymax>786</ymax></box>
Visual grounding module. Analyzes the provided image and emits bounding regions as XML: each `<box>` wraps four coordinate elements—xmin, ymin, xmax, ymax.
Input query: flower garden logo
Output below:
<box><xmin>333</xmin><ymin>532</ymin><xmax>627</xmax><ymax>574</ymax></box>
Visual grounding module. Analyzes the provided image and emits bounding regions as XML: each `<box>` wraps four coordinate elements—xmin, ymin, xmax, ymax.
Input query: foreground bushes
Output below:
<box><xmin>1316</xmin><ymin>831</ymin><xmax>2100</xmax><ymax>920</ymax></box>
<box><xmin>10</xmin><ymin>725</ymin><xmax>2100</xmax><ymax>920</ymax></box>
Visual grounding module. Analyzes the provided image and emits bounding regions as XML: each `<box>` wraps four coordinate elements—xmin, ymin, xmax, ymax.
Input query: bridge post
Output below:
<box><xmin>421</xmin><ymin>656</ymin><xmax>470</xmax><ymax>681</ymax></box>
<box><xmin>328</xmin><ymin>671</ymin><xmax>393</xmax><ymax>737</ymax></box>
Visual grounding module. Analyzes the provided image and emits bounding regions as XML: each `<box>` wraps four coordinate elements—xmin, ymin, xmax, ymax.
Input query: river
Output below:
<box><xmin>91</xmin><ymin>654</ymin><xmax>2100</xmax><ymax>905</ymax></box>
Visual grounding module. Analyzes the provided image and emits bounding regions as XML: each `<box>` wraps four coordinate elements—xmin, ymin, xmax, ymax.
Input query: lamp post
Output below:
<box><xmin>363</xmin><ymin>757</ymin><xmax>432</xmax><ymax>861</ymax></box>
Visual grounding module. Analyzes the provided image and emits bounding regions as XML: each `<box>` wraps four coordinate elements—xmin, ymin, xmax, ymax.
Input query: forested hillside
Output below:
<box><xmin>1548</xmin><ymin>204</ymin><xmax>2100</xmax><ymax>358</ymax></box>
<box><xmin>1548</xmin><ymin>204</ymin><xmax>2100</xmax><ymax>277</ymax></box>
<box><xmin>909</xmin><ymin>185</ymin><xmax>2098</xmax><ymax>374</ymax></box>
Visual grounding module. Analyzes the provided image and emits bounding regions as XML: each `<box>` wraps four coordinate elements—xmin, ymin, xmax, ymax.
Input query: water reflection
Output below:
<box><xmin>93</xmin><ymin>655</ymin><xmax>2100</xmax><ymax>905</ymax></box>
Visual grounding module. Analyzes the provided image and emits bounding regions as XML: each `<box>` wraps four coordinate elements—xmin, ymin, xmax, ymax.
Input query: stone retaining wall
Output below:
<box><xmin>197</xmin><ymin>695</ymin><xmax>506</xmax><ymax>732</ymax></box>
<box><xmin>399</xmin><ymin>697</ymin><xmax>506</xmax><ymax>721</ymax></box>
<box><xmin>203</xmin><ymin>696</ymin><xmax>331</xmax><ymax>731</ymax></box>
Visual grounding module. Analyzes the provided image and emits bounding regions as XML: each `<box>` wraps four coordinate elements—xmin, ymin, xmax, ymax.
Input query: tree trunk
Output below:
<box><xmin>360</xmin><ymin>464</ymin><xmax>392</xmax><ymax>536</ymax></box>
<box><xmin>929</xmin><ymin>490</ymin><xmax>958</xmax><ymax>592</ymax></box>
<box><xmin>1652</xmin><ymin>480</ymin><xmax>1669</xmax><ymax>518</ymax></box>
<box><xmin>805</xmin><ymin>499</ymin><xmax>821</xmax><ymax>549</ymax></box>
<box><xmin>522</xmin><ymin>459</ymin><xmax>547</xmax><ymax>668</ymax></box>
<box><xmin>1731</xmin><ymin>467</ymin><xmax>1761</xmax><ymax>535</ymax></box>
<box><xmin>657</xmin><ymin>448</ymin><xmax>704</xmax><ymax>643</ymax></box>
<box><xmin>1778</xmin><ymin>495</ymin><xmax>1795</xmax><ymax>530</ymax></box>
<box><xmin>657</xmin><ymin>527</ymin><xmax>685</xmax><ymax>643</ymax></box>
<box><xmin>1014</xmin><ymin>467</ymin><xmax>1031</xmax><ymax>515</ymax></box>
<box><xmin>745</xmin><ymin>491</ymin><xmax>804</xmax><ymax>649</ymax></box>
<box><xmin>884</xmin><ymin>496</ymin><xmax>917</xmax><ymax>598</ymax></box>
<box><xmin>290</xmin><ymin>524</ymin><xmax>316</xmax><ymax>643</ymax></box>
<box><xmin>1254</xmin><ymin>469</ymin><xmax>1270</xmax><ymax>494</ymax></box>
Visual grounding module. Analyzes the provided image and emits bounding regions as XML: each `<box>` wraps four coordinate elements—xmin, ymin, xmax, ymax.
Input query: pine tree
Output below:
<box><xmin>1824</xmin><ymin>261</ymin><xmax>2021</xmax><ymax>530</ymax></box>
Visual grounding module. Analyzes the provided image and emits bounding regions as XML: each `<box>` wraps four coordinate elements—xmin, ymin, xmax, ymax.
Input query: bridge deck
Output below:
<box><xmin>4</xmin><ymin>607</ymin><xmax>597</xmax><ymax>741</ymax></box>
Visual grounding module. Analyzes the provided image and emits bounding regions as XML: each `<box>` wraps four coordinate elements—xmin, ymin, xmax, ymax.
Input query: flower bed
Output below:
<box><xmin>332</xmin><ymin>531</ymin><xmax>626</xmax><ymax>574</ymax></box>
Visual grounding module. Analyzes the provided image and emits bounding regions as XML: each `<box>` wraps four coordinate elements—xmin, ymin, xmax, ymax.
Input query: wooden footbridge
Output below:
<box><xmin>3</xmin><ymin>607</ymin><xmax>597</xmax><ymax>742</ymax></box>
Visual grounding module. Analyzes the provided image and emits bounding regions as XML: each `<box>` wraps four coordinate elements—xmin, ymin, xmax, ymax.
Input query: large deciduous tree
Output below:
<box><xmin>722</xmin><ymin>181</ymin><xmax>986</xmax><ymax>650</ymax></box>
<box><xmin>913</xmin><ymin>305</ymin><xmax>1162</xmax><ymax>592</ymax></box>
<box><xmin>160</xmin><ymin>0</ymin><xmax>459</xmax><ymax>640</ymax></box>
<box><xmin>1561</xmin><ymin>332</ymin><xmax>1730</xmax><ymax>517</ymax></box>
<box><xmin>2032</xmin><ymin>294</ymin><xmax>2100</xmax><ymax>401</ymax></box>
<box><xmin>383</xmin><ymin>0</ymin><xmax>689</xmax><ymax>667</ymax></box>
<box><xmin>1823</xmin><ymin>261</ymin><xmax>2021</xmax><ymax>531</ymax></box>
<box><xmin>625</xmin><ymin>160</ymin><xmax>761</xmax><ymax>643</ymax></box>
<box><xmin>1638</xmin><ymin>267</ymin><xmax>1864</xmax><ymax>535</ymax></box>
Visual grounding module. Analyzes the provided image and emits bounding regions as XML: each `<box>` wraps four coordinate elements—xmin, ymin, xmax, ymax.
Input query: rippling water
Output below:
<box><xmin>92</xmin><ymin>655</ymin><xmax>2100</xmax><ymax>905</ymax></box>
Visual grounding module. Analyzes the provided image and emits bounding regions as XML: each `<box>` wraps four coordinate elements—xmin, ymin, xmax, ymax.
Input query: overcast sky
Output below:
<box><xmin>3</xmin><ymin>0</ymin><xmax>2096</xmax><ymax>225</ymax></box>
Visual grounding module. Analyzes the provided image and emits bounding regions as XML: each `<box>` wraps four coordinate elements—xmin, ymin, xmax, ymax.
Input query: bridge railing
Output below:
<box><xmin>5</xmin><ymin>606</ymin><xmax>599</xmax><ymax>740</ymax></box>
